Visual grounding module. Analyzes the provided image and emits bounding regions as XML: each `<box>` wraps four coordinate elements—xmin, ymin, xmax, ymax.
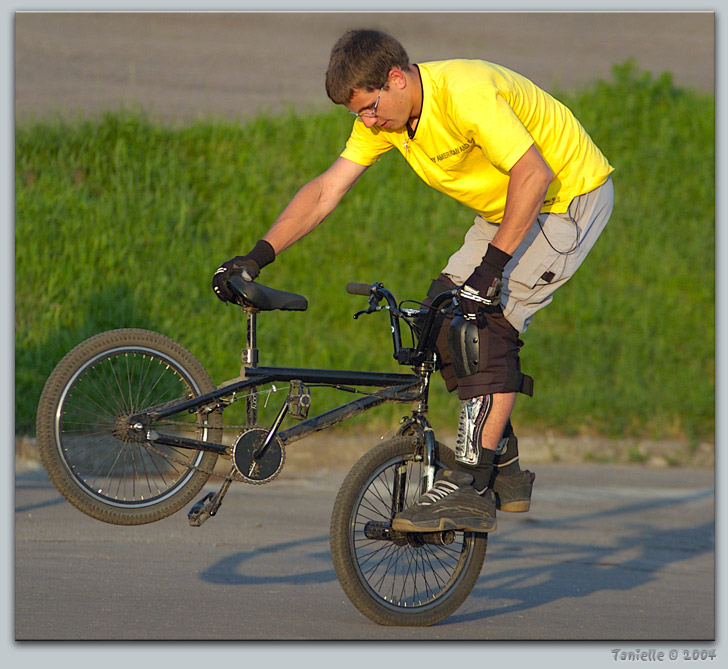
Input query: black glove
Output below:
<box><xmin>461</xmin><ymin>243</ymin><xmax>512</xmax><ymax>313</ymax></box>
<box><xmin>212</xmin><ymin>239</ymin><xmax>276</xmax><ymax>302</ymax></box>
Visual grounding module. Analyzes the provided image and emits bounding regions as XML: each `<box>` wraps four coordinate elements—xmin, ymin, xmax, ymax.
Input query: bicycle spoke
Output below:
<box><xmin>349</xmin><ymin>453</ymin><xmax>474</xmax><ymax>610</ymax></box>
<box><xmin>56</xmin><ymin>345</ymin><xmax>209</xmax><ymax>506</ymax></box>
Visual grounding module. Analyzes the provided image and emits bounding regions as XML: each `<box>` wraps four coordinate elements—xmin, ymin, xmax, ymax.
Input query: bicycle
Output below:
<box><xmin>35</xmin><ymin>275</ymin><xmax>498</xmax><ymax>626</ymax></box>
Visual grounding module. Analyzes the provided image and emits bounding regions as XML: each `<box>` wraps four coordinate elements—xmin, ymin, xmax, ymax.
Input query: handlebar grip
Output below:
<box><xmin>346</xmin><ymin>282</ymin><xmax>373</xmax><ymax>296</ymax></box>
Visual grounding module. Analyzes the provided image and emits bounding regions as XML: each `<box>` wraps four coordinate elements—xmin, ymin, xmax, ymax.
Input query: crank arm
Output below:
<box><xmin>253</xmin><ymin>396</ymin><xmax>289</xmax><ymax>460</ymax></box>
<box><xmin>188</xmin><ymin>471</ymin><xmax>235</xmax><ymax>526</ymax></box>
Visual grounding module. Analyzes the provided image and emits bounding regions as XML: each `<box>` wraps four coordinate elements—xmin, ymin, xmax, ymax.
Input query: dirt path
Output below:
<box><xmin>15</xmin><ymin>12</ymin><xmax>714</xmax><ymax>124</ymax></box>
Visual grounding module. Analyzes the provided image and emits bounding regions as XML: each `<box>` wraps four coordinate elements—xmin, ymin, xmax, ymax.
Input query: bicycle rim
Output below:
<box><xmin>348</xmin><ymin>450</ymin><xmax>482</xmax><ymax>615</ymax></box>
<box><xmin>53</xmin><ymin>345</ymin><xmax>211</xmax><ymax>507</ymax></box>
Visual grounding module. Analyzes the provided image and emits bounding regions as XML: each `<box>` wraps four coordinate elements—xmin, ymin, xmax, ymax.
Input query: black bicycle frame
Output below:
<box><xmin>130</xmin><ymin>284</ymin><xmax>457</xmax><ymax>459</ymax></box>
<box><xmin>135</xmin><ymin>366</ymin><xmax>423</xmax><ymax>456</ymax></box>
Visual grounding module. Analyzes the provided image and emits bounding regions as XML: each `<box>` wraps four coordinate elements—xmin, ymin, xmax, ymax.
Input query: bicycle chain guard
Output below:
<box><xmin>232</xmin><ymin>427</ymin><xmax>285</xmax><ymax>484</ymax></box>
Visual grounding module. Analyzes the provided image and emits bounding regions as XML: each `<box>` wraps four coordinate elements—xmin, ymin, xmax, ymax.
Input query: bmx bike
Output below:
<box><xmin>36</xmin><ymin>275</ymin><xmax>495</xmax><ymax>626</ymax></box>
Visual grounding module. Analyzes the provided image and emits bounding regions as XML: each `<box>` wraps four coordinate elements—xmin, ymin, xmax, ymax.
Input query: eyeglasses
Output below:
<box><xmin>349</xmin><ymin>89</ymin><xmax>382</xmax><ymax>119</ymax></box>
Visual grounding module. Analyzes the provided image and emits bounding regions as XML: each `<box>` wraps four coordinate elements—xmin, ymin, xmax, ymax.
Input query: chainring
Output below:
<box><xmin>232</xmin><ymin>427</ymin><xmax>285</xmax><ymax>484</ymax></box>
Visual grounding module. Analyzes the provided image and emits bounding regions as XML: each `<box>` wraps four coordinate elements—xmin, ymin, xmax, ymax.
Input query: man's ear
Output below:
<box><xmin>387</xmin><ymin>67</ymin><xmax>408</xmax><ymax>89</ymax></box>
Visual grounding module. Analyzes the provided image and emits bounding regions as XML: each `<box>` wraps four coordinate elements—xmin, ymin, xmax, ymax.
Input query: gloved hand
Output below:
<box><xmin>212</xmin><ymin>239</ymin><xmax>276</xmax><ymax>302</ymax></box>
<box><xmin>461</xmin><ymin>243</ymin><xmax>512</xmax><ymax>313</ymax></box>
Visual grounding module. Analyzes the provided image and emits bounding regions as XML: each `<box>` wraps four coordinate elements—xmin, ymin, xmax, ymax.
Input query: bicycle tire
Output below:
<box><xmin>36</xmin><ymin>328</ymin><xmax>223</xmax><ymax>525</ymax></box>
<box><xmin>330</xmin><ymin>436</ymin><xmax>487</xmax><ymax>626</ymax></box>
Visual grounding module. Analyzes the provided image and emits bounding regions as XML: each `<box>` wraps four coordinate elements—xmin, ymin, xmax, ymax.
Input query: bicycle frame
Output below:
<box><xmin>128</xmin><ymin>281</ymin><xmax>458</xmax><ymax>499</ymax></box>
<box><xmin>135</xmin><ymin>365</ymin><xmax>423</xmax><ymax>456</ymax></box>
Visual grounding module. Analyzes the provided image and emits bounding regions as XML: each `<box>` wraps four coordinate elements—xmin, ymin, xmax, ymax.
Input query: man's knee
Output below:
<box><xmin>446</xmin><ymin>306</ymin><xmax>533</xmax><ymax>399</ymax></box>
<box><xmin>420</xmin><ymin>275</ymin><xmax>533</xmax><ymax>398</ymax></box>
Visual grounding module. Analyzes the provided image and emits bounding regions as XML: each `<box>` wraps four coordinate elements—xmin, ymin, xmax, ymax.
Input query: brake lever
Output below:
<box><xmin>353</xmin><ymin>293</ymin><xmax>383</xmax><ymax>320</ymax></box>
<box><xmin>353</xmin><ymin>304</ymin><xmax>383</xmax><ymax>319</ymax></box>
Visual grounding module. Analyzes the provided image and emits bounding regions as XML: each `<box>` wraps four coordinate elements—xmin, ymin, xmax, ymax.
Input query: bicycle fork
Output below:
<box><xmin>395</xmin><ymin>413</ymin><xmax>438</xmax><ymax>497</ymax></box>
<box><xmin>366</xmin><ymin>422</ymin><xmax>452</xmax><ymax>547</ymax></box>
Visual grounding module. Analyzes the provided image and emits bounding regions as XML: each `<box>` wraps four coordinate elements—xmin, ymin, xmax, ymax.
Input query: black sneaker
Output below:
<box><xmin>492</xmin><ymin>470</ymin><xmax>535</xmax><ymax>512</ymax></box>
<box><xmin>391</xmin><ymin>469</ymin><xmax>496</xmax><ymax>533</ymax></box>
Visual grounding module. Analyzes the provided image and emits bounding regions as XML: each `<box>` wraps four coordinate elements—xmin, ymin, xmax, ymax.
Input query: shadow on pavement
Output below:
<box><xmin>200</xmin><ymin>534</ymin><xmax>336</xmax><ymax>586</ymax></box>
<box><xmin>448</xmin><ymin>490</ymin><xmax>714</xmax><ymax>625</ymax></box>
<box><xmin>198</xmin><ymin>486</ymin><xmax>714</xmax><ymax>625</ymax></box>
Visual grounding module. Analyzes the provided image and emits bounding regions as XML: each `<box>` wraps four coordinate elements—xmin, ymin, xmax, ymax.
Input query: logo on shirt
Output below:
<box><xmin>430</xmin><ymin>140</ymin><xmax>473</xmax><ymax>163</ymax></box>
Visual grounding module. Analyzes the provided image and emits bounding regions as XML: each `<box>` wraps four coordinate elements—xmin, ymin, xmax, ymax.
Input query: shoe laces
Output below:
<box><xmin>418</xmin><ymin>479</ymin><xmax>460</xmax><ymax>506</ymax></box>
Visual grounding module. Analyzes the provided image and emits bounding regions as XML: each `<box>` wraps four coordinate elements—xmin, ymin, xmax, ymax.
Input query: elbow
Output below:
<box><xmin>519</xmin><ymin>161</ymin><xmax>553</xmax><ymax>200</ymax></box>
<box><xmin>511</xmin><ymin>145</ymin><xmax>554</xmax><ymax>194</ymax></box>
<box><xmin>539</xmin><ymin>162</ymin><xmax>554</xmax><ymax>191</ymax></box>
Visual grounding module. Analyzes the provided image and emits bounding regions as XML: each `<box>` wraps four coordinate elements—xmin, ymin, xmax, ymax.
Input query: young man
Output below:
<box><xmin>213</xmin><ymin>29</ymin><xmax>614</xmax><ymax>533</ymax></box>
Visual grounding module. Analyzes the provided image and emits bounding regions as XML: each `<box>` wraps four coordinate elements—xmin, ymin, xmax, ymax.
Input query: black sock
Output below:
<box><xmin>455</xmin><ymin>448</ymin><xmax>496</xmax><ymax>494</ymax></box>
<box><xmin>495</xmin><ymin>421</ymin><xmax>521</xmax><ymax>476</ymax></box>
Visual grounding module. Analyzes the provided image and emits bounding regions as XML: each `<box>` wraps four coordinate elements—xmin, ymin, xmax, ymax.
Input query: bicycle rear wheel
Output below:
<box><xmin>36</xmin><ymin>328</ymin><xmax>222</xmax><ymax>525</ymax></box>
<box><xmin>330</xmin><ymin>436</ymin><xmax>487</xmax><ymax>626</ymax></box>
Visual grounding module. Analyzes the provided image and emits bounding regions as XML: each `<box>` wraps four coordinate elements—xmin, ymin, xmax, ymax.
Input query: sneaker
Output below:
<box><xmin>492</xmin><ymin>470</ymin><xmax>535</xmax><ymax>512</ymax></box>
<box><xmin>391</xmin><ymin>469</ymin><xmax>497</xmax><ymax>533</ymax></box>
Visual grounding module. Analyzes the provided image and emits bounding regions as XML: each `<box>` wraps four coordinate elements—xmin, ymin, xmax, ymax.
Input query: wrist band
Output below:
<box><xmin>250</xmin><ymin>239</ymin><xmax>276</xmax><ymax>269</ymax></box>
<box><xmin>482</xmin><ymin>243</ymin><xmax>512</xmax><ymax>276</ymax></box>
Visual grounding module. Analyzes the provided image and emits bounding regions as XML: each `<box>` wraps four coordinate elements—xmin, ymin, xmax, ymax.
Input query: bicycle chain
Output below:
<box><xmin>141</xmin><ymin>438</ymin><xmax>232</xmax><ymax>478</ymax></box>
<box><xmin>137</xmin><ymin>385</ymin><xmax>280</xmax><ymax>481</ymax></box>
<box><xmin>142</xmin><ymin>422</ymin><xmax>279</xmax><ymax>483</ymax></box>
<box><xmin>136</xmin><ymin>383</ymin><xmax>393</xmax><ymax>483</ymax></box>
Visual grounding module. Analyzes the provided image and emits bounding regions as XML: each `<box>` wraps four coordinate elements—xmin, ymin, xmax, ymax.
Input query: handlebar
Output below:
<box><xmin>346</xmin><ymin>282</ymin><xmax>373</xmax><ymax>297</ymax></box>
<box><xmin>347</xmin><ymin>280</ymin><xmax>459</xmax><ymax>367</ymax></box>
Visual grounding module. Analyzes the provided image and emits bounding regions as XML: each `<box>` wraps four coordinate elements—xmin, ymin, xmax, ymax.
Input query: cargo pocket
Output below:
<box><xmin>507</xmin><ymin>212</ymin><xmax>579</xmax><ymax>289</ymax></box>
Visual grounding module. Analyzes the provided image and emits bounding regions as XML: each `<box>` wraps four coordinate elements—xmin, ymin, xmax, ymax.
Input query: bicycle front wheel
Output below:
<box><xmin>36</xmin><ymin>328</ymin><xmax>223</xmax><ymax>525</ymax></box>
<box><xmin>330</xmin><ymin>436</ymin><xmax>487</xmax><ymax>626</ymax></box>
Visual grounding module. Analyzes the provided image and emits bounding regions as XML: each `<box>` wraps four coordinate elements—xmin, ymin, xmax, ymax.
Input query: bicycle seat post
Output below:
<box><xmin>242</xmin><ymin>308</ymin><xmax>259</xmax><ymax>425</ymax></box>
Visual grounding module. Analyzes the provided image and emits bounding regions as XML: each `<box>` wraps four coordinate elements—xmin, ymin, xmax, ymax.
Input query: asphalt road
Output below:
<box><xmin>15</xmin><ymin>460</ymin><xmax>714</xmax><ymax>641</ymax></box>
<box><xmin>15</xmin><ymin>12</ymin><xmax>714</xmax><ymax>124</ymax></box>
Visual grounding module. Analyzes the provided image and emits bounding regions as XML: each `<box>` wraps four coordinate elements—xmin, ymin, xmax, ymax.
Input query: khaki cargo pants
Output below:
<box><xmin>435</xmin><ymin>176</ymin><xmax>614</xmax><ymax>399</ymax></box>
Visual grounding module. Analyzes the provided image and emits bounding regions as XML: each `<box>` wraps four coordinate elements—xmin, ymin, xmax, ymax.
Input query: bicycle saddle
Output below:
<box><xmin>228</xmin><ymin>275</ymin><xmax>308</xmax><ymax>311</ymax></box>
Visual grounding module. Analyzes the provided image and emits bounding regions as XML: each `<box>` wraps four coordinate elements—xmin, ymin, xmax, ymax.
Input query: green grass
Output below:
<box><xmin>15</xmin><ymin>61</ymin><xmax>714</xmax><ymax>441</ymax></box>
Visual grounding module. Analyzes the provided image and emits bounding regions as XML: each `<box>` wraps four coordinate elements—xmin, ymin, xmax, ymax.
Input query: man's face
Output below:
<box><xmin>347</xmin><ymin>72</ymin><xmax>412</xmax><ymax>131</ymax></box>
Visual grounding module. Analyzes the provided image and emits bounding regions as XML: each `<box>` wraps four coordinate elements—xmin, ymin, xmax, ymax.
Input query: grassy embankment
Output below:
<box><xmin>15</xmin><ymin>62</ymin><xmax>714</xmax><ymax>443</ymax></box>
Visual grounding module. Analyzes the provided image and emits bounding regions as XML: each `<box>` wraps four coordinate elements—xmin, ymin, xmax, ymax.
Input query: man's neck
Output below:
<box><xmin>406</xmin><ymin>64</ymin><xmax>422</xmax><ymax>134</ymax></box>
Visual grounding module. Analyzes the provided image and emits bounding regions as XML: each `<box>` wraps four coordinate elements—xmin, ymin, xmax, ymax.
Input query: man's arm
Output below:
<box><xmin>462</xmin><ymin>144</ymin><xmax>553</xmax><ymax>306</ymax></box>
<box><xmin>491</xmin><ymin>144</ymin><xmax>554</xmax><ymax>255</ymax></box>
<box><xmin>263</xmin><ymin>157</ymin><xmax>369</xmax><ymax>254</ymax></box>
<box><xmin>212</xmin><ymin>157</ymin><xmax>368</xmax><ymax>301</ymax></box>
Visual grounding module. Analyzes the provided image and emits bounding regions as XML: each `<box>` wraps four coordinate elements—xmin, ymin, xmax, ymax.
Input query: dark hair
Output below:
<box><xmin>325</xmin><ymin>29</ymin><xmax>410</xmax><ymax>104</ymax></box>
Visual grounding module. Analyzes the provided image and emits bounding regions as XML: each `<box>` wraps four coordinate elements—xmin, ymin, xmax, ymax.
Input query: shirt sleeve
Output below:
<box><xmin>340</xmin><ymin>118</ymin><xmax>394</xmax><ymax>166</ymax></box>
<box><xmin>453</xmin><ymin>85</ymin><xmax>535</xmax><ymax>173</ymax></box>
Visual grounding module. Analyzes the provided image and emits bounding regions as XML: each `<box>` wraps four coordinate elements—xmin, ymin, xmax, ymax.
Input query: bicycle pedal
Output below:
<box><xmin>188</xmin><ymin>492</ymin><xmax>216</xmax><ymax>526</ymax></box>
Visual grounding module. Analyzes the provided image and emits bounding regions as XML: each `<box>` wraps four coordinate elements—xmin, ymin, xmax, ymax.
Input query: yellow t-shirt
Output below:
<box><xmin>340</xmin><ymin>59</ymin><xmax>614</xmax><ymax>223</ymax></box>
